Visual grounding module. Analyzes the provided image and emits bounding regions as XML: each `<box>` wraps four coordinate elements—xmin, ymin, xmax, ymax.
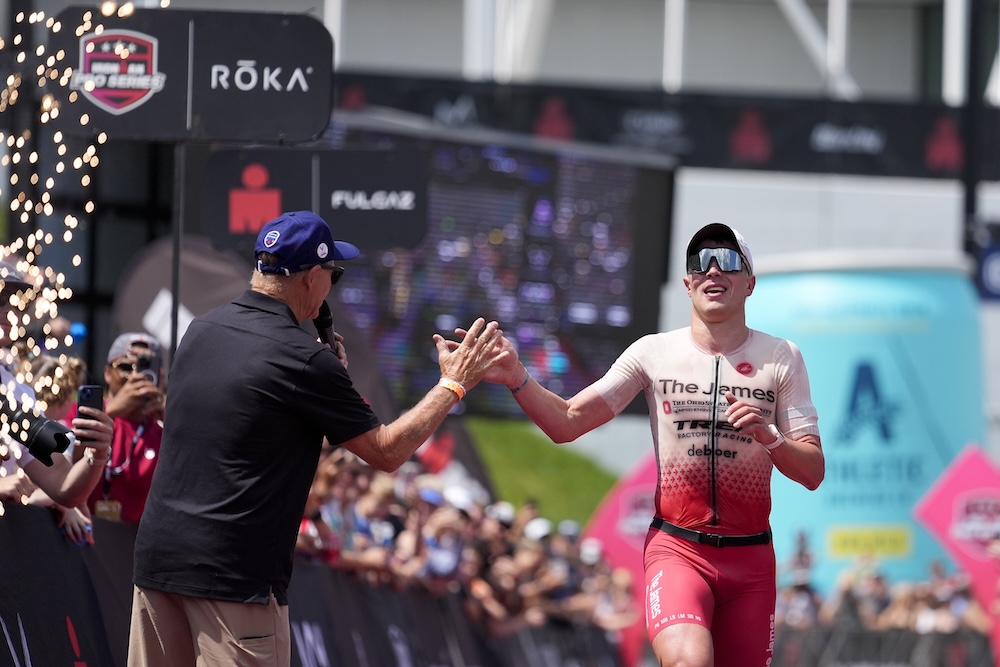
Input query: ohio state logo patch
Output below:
<box><xmin>70</xmin><ymin>30</ymin><xmax>166</xmax><ymax>115</ymax></box>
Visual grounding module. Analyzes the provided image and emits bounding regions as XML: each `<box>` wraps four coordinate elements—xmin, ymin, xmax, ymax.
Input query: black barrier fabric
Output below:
<box><xmin>333</xmin><ymin>71</ymin><xmax>1000</xmax><ymax>182</ymax></box>
<box><xmin>439</xmin><ymin>593</ymin><xmax>501</xmax><ymax>667</ymax></box>
<box><xmin>0</xmin><ymin>504</ymin><xmax>116</xmax><ymax>667</ymax></box>
<box><xmin>81</xmin><ymin>518</ymin><xmax>138</xmax><ymax>667</ymax></box>
<box><xmin>286</xmin><ymin>562</ymin><xmax>354</xmax><ymax>667</ymax></box>
<box><xmin>772</xmin><ymin>627</ymin><xmax>994</xmax><ymax>666</ymax></box>
<box><xmin>1</xmin><ymin>502</ymin><xmax>994</xmax><ymax>666</ymax></box>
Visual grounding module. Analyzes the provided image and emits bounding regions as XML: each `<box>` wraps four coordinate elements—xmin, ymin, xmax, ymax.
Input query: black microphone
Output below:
<box><xmin>314</xmin><ymin>301</ymin><xmax>336</xmax><ymax>348</ymax></box>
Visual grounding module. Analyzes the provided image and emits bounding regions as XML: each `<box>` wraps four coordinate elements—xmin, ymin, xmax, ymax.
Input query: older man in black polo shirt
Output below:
<box><xmin>128</xmin><ymin>211</ymin><xmax>508</xmax><ymax>667</ymax></box>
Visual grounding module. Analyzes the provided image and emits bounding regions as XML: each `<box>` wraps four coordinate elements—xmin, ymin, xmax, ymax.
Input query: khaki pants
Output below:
<box><xmin>127</xmin><ymin>585</ymin><xmax>290</xmax><ymax>667</ymax></box>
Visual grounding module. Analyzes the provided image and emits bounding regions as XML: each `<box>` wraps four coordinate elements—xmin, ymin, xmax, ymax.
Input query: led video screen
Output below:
<box><xmin>325</xmin><ymin>126</ymin><xmax>673</xmax><ymax>417</ymax></box>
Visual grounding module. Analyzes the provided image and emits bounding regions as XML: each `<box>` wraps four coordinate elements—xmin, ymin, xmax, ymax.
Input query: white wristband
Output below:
<box><xmin>763</xmin><ymin>424</ymin><xmax>785</xmax><ymax>451</ymax></box>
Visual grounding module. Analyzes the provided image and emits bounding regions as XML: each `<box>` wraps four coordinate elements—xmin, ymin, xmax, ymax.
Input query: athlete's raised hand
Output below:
<box><xmin>723</xmin><ymin>391</ymin><xmax>778</xmax><ymax>446</ymax></box>
<box><xmin>433</xmin><ymin>319</ymin><xmax>509</xmax><ymax>391</ymax></box>
<box><xmin>445</xmin><ymin>325</ymin><xmax>523</xmax><ymax>388</ymax></box>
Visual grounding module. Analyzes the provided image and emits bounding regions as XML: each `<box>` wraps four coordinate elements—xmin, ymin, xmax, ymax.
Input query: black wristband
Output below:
<box><xmin>510</xmin><ymin>371</ymin><xmax>530</xmax><ymax>394</ymax></box>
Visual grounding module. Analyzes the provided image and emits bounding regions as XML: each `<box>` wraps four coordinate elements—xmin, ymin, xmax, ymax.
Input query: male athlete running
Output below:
<box><xmin>475</xmin><ymin>223</ymin><xmax>824</xmax><ymax>667</ymax></box>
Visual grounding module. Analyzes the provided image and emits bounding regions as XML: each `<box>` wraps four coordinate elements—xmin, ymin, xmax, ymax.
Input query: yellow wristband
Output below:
<box><xmin>437</xmin><ymin>377</ymin><xmax>466</xmax><ymax>401</ymax></box>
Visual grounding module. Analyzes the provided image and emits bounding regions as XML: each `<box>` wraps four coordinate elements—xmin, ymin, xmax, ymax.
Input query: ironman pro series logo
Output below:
<box><xmin>70</xmin><ymin>30</ymin><xmax>166</xmax><ymax>115</ymax></box>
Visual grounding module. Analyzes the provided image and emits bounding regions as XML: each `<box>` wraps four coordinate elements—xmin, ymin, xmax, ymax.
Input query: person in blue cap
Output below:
<box><xmin>127</xmin><ymin>211</ymin><xmax>509</xmax><ymax>667</ymax></box>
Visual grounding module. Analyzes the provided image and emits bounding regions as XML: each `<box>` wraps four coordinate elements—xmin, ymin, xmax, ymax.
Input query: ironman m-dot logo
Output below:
<box><xmin>70</xmin><ymin>30</ymin><xmax>166</xmax><ymax>115</ymax></box>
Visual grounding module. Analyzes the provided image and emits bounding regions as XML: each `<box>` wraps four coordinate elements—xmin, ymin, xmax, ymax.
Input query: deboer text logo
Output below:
<box><xmin>71</xmin><ymin>30</ymin><xmax>166</xmax><ymax>115</ymax></box>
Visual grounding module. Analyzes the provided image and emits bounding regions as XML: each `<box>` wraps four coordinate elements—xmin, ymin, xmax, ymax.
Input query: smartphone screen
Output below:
<box><xmin>76</xmin><ymin>384</ymin><xmax>104</xmax><ymax>442</ymax></box>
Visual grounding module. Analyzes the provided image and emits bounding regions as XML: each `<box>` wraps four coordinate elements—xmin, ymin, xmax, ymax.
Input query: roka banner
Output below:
<box><xmin>47</xmin><ymin>7</ymin><xmax>334</xmax><ymax>142</ymax></box>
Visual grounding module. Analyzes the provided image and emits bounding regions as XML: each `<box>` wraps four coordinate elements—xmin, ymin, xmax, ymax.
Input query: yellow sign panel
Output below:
<box><xmin>828</xmin><ymin>526</ymin><xmax>912</xmax><ymax>558</ymax></box>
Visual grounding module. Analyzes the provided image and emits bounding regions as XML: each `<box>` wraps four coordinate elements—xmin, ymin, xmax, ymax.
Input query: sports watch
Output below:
<box><xmin>764</xmin><ymin>424</ymin><xmax>786</xmax><ymax>451</ymax></box>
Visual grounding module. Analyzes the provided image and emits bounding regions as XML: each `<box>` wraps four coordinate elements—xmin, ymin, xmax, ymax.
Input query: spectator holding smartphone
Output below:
<box><xmin>0</xmin><ymin>259</ymin><xmax>113</xmax><ymax>511</ymax></box>
<box><xmin>7</xmin><ymin>347</ymin><xmax>99</xmax><ymax>545</ymax></box>
<box><xmin>70</xmin><ymin>332</ymin><xmax>166</xmax><ymax>523</ymax></box>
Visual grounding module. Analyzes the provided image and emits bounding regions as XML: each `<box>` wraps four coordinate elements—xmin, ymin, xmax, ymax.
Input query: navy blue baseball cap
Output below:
<box><xmin>254</xmin><ymin>211</ymin><xmax>360</xmax><ymax>275</ymax></box>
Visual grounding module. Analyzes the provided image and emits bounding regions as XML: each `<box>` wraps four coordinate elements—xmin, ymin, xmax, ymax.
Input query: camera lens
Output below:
<box><xmin>1</xmin><ymin>405</ymin><xmax>71</xmax><ymax>467</ymax></box>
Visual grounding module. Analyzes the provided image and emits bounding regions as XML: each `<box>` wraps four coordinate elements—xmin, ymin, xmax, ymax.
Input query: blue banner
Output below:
<box><xmin>747</xmin><ymin>258</ymin><xmax>986</xmax><ymax>595</ymax></box>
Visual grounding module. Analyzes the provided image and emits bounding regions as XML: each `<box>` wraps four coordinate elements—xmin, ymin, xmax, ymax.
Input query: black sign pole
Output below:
<box><xmin>962</xmin><ymin>0</ymin><xmax>984</xmax><ymax>261</ymax></box>
<box><xmin>170</xmin><ymin>145</ymin><xmax>185</xmax><ymax>363</ymax></box>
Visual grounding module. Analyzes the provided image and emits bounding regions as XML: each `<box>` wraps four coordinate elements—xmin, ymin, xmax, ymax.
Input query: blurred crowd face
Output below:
<box><xmin>105</xmin><ymin>343</ymin><xmax>160</xmax><ymax>394</ymax></box>
<box><xmin>480</xmin><ymin>516</ymin><xmax>505</xmax><ymax>540</ymax></box>
<box><xmin>457</xmin><ymin>545</ymin><xmax>485</xmax><ymax>583</ymax></box>
<box><xmin>514</xmin><ymin>538</ymin><xmax>546</xmax><ymax>575</ymax></box>
<box><xmin>0</xmin><ymin>297</ymin><xmax>35</xmax><ymax>349</ymax></box>
<box><xmin>357</xmin><ymin>472</ymin><xmax>396</xmax><ymax>521</ymax></box>
<box><xmin>488</xmin><ymin>555</ymin><xmax>519</xmax><ymax>592</ymax></box>
<box><xmin>21</xmin><ymin>353</ymin><xmax>85</xmax><ymax>421</ymax></box>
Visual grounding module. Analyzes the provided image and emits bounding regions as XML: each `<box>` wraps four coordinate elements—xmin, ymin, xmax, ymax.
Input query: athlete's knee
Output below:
<box><xmin>651</xmin><ymin>623</ymin><xmax>712</xmax><ymax>667</ymax></box>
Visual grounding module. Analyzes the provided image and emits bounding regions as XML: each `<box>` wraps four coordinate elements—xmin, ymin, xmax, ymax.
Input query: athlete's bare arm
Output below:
<box><xmin>764</xmin><ymin>433</ymin><xmax>824</xmax><ymax>490</ymax></box>
<box><xmin>507</xmin><ymin>373</ymin><xmax>615</xmax><ymax>444</ymax></box>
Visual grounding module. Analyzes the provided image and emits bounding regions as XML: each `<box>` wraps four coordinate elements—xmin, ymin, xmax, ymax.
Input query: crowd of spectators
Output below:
<box><xmin>294</xmin><ymin>443</ymin><xmax>640</xmax><ymax>642</ymax></box>
<box><xmin>299</xmin><ymin>444</ymin><xmax>1000</xmax><ymax>651</ymax></box>
<box><xmin>775</xmin><ymin>534</ymin><xmax>993</xmax><ymax>638</ymax></box>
